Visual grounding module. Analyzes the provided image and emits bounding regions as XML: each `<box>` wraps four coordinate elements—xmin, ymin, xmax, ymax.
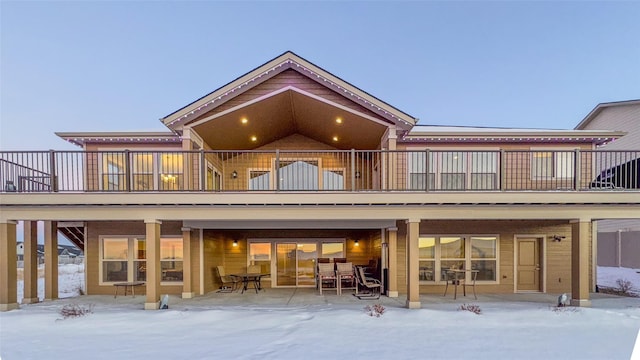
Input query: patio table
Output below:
<box><xmin>443</xmin><ymin>269</ymin><xmax>479</xmax><ymax>300</ymax></box>
<box><xmin>230</xmin><ymin>273</ymin><xmax>269</xmax><ymax>294</ymax></box>
<box><xmin>113</xmin><ymin>281</ymin><xmax>145</xmax><ymax>298</ymax></box>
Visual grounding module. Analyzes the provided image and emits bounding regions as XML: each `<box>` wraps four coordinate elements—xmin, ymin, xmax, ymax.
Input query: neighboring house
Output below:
<box><xmin>1</xmin><ymin>51</ymin><xmax>639</xmax><ymax>311</ymax></box>
<box><xmin>575</xmin><ymin>100</ymin><xmax>640</xmax><ymax>268</ymax></box>
<box><xmin>16</xmin><ymin>242</ymin><xmax>83</xmax><ymax>265</ymax></box>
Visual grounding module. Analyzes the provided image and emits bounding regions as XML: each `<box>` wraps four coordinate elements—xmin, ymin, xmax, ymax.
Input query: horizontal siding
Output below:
<box><xmin>395</xmin><ymin>220</ymin><xmax>576</xmax><ymax>295</ymax></box>
<box><xmin>582</xmin><ymin>105</ymin><xmax>640</xmax><ymax>150</ymax></box>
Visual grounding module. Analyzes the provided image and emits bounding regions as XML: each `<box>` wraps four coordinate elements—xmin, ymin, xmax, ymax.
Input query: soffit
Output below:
<box><xmin>191</xmin><ymin>90</ymin><xmax>387</xmax><ymax>150</ymax></box>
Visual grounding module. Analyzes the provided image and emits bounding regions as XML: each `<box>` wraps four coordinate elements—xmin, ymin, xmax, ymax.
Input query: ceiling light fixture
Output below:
<box><xmin>332</xmin><ymin>136</ymin><xmax>338</xmax><ymax>142</ymax></box>
<box><xmin>241</xmin><ymin>118</ymin><xmax>248</xmax><ymax>124</ymax></box>
<box><xmin>336</xmin><ymin>117</ymin><xmax>342</xmax><ymax>124</ymax></box>
<box><xmin>250</xmin><ymin>136</ymin><xmax>257</xmax><ymax>142</ymax></box>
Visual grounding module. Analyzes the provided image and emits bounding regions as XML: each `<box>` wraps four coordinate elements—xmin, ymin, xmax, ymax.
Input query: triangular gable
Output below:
<box><xmin>160</xmin><ymin>51</ymin><xmax>416</xmax><ymax>131</ymax></box>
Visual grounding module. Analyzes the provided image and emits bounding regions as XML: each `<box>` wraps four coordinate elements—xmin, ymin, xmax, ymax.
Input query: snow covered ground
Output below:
<box><xmin>2</xmin><ymin>265</ymin><xmax>639</xmax><ymax>360</ymax></box>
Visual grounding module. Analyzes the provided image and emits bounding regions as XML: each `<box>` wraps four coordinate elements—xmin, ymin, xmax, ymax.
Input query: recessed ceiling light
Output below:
<box><xmin>332</xmin><ymin>136</ymin><xmax>339</xmax><ymax>142</ymax></box>
<box><xmin>250</xmin><ymin>136</ymin><xmax>257</xmax><ymax>142</ymax></box>
<box><xmin>241</xmin><ymin>118</ymin><xmax>248</xmax><ymax>124</ymax></box>
<box><xmin>336</xmin><ymin>117</ymin><xmax>342</xmax><ymax>124</ymax></box>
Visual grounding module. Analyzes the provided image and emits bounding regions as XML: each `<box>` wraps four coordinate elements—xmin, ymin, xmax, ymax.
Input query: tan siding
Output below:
<box><xmin>395</xmin><ymin>220</ymin><xmax>577</xmax><ymax>295</ymax></box>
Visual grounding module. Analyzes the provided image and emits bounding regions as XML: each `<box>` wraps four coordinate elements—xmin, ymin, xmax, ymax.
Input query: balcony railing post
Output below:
<box><xmin>351</xmin><ymin>149</ymin><xmax>356</xmax><ymax>191</ymax></box>
<box><xmin>124</xmin><ymin>150</ymin><xmax>131</xmax><ymax>192</ymax></box>
<box><xmin>200</xmin><ymin>149</ymin><xmax>205</xmax><ymax>192</ymax></box>
<box><xmin>275</xmin><ymin>149</ymin><xmax>280</xmax><ymax>192</ymax></box>
<box><xmin>424</xmin><ymin>149</ymin><xmax>430</xmax><ymax>192</ymax></box>
<box><xmin>499</xmin><ymin>149</ymin><xmax>506</xmax><ymax>191</ymax></box>
<box><xmin>574</xmin><ymin>149</ymin><xmax>581</xmax><ymax>191</ymax></box>
<box><xmin>49</xmin><ymin>149</ymin><xmax>58</xmax><ymax>192</ymax></box>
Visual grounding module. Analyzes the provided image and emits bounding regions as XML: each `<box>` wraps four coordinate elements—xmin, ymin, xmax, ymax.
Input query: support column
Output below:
<box><xmin>44</xmin><ymin>221</ymin><xmax>58</xmax><ymax>301</ymax></box>
<box><xmin>23</xmin><ymin>221</ymin><xmax>39</xmax><ymax>304</ymax></box>
<box><xmin>591</xmin><ymin>221</ymin><xmax>598</xmax><ymax>293</ymax></box>
<box><xmin>571</xmin><ymin>220</ymin><xmax>591</xmax><ymax>307</ymax></box>
<box><xmin>387</xmin><ymin>227</ymin><xmax>398</xmax><ymax>297</ymax></box>
<box><xmin>181</xmin><ymin>227</ymin><xmax>194</xmax><ymax>299</ymax></box>
<box><xmin>145</xmin><ymin>220</ymin><xmax>161</xmax><ymax>310</ymax></box>
<box><xmin>0</xmin><ymin>221</ymin><xmax>19</xmax><ymax>311</ymax></box>
<box><xmin>405</xmin><ymin>219</ymin><xmax>421</xmax><ymax>309</ymax></box>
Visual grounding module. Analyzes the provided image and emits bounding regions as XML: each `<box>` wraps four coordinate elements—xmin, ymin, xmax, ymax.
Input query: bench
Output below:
<box><xmin>113</xmin><ymin>281</ymin><xmax>145</xmax><ymax>298</ymax></box>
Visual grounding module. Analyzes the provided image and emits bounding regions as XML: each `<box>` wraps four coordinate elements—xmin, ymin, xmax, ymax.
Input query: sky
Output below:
<box><xmin>1</xmin><ymin>1</ymin><xmax>639</xmax><ymax>151</ymax></box>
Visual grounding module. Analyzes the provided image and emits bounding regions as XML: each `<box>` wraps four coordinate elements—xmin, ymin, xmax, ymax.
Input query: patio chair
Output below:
<box><xmin>336</xmin><ymin>262</ymin><xmax>357</xmax><ymax>295</ymax></box>
<box><xmin>354</xmin><ymin>266</ymin><xmax>381</xmax><ymax>300</ymax></box>
<box><xmin>317</xmin><ymin>262</ymin><xmax>337</xmax><ymax>295</ymax></box>
<box><xmin>216</xmin><ymin>266</ymin><xmax>240</xmax><ymax>293</ymax></box>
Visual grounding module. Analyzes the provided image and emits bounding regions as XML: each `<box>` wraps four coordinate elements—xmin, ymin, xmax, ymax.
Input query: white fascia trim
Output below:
<box><xmin>186</xmin><ymin>86</ymin><xmax>393</xmax><ymax>130</ymax></box>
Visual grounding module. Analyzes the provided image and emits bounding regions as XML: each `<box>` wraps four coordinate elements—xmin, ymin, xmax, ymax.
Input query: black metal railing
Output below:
<box><xmin>1</xmin><ymin>149</ymin><xmax>638</xmax><ymax>193</ymax></box>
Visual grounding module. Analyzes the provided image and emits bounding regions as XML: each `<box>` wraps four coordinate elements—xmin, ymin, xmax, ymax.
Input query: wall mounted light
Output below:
<box><xmin>231</xmin><ymin>170</ymin><xmax>238</xmax><ymax>179</ymax></box>
<box><xmin>354</xmin><ymin>240</ymin><xmax>359</xmax><ymax>247</ymax></box>
<box><xmin>551</xmin><ymin>235</ymin><xmax>565</xmax><ymax>242</ymax></box>
<box><xmin>355</xmin><ymin>171</ymin><xmax>361</xmax><ymax>179</ymax></box>
<box><xmin>233</xmin><ymin>240</ymin><xmax>238</xmax><ymax>247</ymax></box>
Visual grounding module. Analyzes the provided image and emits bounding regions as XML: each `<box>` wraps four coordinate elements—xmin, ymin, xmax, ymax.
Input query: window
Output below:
<box><xmin>102</xmin><ymin>238</ymin><xmax>129</xmax><ymax>282</ymax></box>
<box><xmin>100</xmin><ymin>236</ymin><xmax>182</xmax><ymax>283</ymax></box>
<box><xmin>159</xmin><ymin>153</ymin><xmax>183</xmax><ymax>190</ymax></box>
<box><xmin>531</xmin><ymin>151</ymin><xmax>574</xmax><ymax>179</ymax></box>
<box><xmin>249</xmin><ymin>242</ymin><xmax>272</xmax><ymax>274</ymax></box>
<box><xmin>408</xmin><ymin>151</ymin><xmax>497</xmax><ymax>190</ymax></box>
<box><xmin>418</xmin><ymin>235</ymin><xmax>498</xmax><ymax>283</ymax></box>
<box><xmin>321</xmin><ymin>242</ymin><xmax>345</xmax><ymax>259</ymax></box>
<box><xmin>132</xmin><ymin>153</ymin><xmax>153</xmax><ymax>191</ymax></box>
<box><xmin>278</xmin><ymin>159</ymin><xmax>319</xmax><ymax>190</ymax></box>
<box><xmin>419</xmin><ymin>237</ymin><xmax>435</xmax><ymax>281</ymax></box>
<box><xmin>249</xmin><ymin>170</ymin><xmax>270</xmax><ymax>190</ymax></box>
<box><xmin>322</xmin><ymin>169</ymin><xmax>345</xmax><ymax>190</ymax></box>
<box><xmin>99</xmin><ymin>151</ymin><xmax>184</xmax><ymax>191</ymax></box>
<box><xmin>102</xmin><ymin>154</ymin><xmax>126</xmax><ymax>191</ymax></box>
<box><xmin>160</xmin><ymin>238</ymin><xmax>183</xmax><ymax>282</ymax></box>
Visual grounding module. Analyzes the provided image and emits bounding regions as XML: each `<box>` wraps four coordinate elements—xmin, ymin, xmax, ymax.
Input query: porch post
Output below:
<box><xmin>387</xmin><ymin>130</ymin><xmax>397</xmax><ymax>190</ymax></box>
<box><xmin>23</xmin><ymin>221</ymin><xmax>39</xmax><ymax>304</ymax></box>
<box><xmin>181</xmin><ymin>227</ymin><xmax>195</xmax><ymax>299</ymax></box>
<box><xmin>405</xmin><ymin>219</ymin><xmax>421</xmax><ymax>309</ymax></box>
<box><xmin>44</xmin><ymin>221</ymin><xmax>58</xmax><ymax>300</ymax></box>
<box><xmin>0</xmin><ymin>221</ymin><xmax>19</xmax><ymax>311</ymax></box>
<box><xmin>144</xmin><ymin>220</ymin><xmax>161</xmax><ymax>310</ymax></box>
<box><xmin>571</xmin><ymin>219</ymin><xmax>591</xmax><ymax>307</ymax></box>
<box><xmin>387</xmin><ymin>227</ymin><xmax>398</xmax><ymax>297</ymax></box>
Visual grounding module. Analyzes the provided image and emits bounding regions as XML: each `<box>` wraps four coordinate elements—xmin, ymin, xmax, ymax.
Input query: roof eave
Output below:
<box><xmin>575</xmin><ymin>99</ymin><xmax>640</xmax><ymax>130</ymax></box>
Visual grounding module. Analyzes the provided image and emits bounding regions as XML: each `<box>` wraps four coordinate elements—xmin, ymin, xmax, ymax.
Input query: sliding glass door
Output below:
<box><xmin>275</xmin><ymin>243</ymin><xmax>317</xmax><ymax>287</ymax></box>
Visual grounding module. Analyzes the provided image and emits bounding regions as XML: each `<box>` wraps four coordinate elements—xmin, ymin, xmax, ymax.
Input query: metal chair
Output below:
<box><xmin>216</xmin><ymin>265</ymin><xmax>240</xmax><ymax>293</ymax></box>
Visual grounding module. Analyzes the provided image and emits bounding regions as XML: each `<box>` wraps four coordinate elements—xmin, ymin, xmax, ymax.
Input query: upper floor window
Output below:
<box><xmin>408</xmin><ymin>151</ymin><xmax>498</xmax><ymax>190</ymax></box>
<box><xmin>100</xmin><ymin>152</ymin><xmax>184</xmax><ymax>191</ymax></box>
<box><xmin>531</xmin><ymin>151</ymin><xmax>574</xmax><ymax>179</ymax></box>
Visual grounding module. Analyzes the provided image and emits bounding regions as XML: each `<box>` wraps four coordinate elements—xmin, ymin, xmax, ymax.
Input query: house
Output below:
<box><xmin>16</xmin><ymin>242</ymin><xmax>82</xmax><ymax>265</ymax></box>
<box><xmin>1</xmin><ymin>51</ymin><xmax>639</xmax><ymax>311</ymax></box>
<box><xmin>575</xmin><ymin>100</ymin><xmax>640</xmax><ymax>268</ymax></box>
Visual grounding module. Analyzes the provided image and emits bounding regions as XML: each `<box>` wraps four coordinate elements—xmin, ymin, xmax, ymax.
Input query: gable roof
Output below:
<box><xmin>575</xmin><ymin>99</ymin><xmax>640</xmax><ymax>130</ymax></box>
<box><xmin>160</xmin><ymin>51</ymin><xmax>417</xmax><ymax>132</ymax></box>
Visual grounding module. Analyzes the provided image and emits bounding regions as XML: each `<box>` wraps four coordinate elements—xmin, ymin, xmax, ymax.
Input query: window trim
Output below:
<box><xmin>97</xmin><ymin>148</ymin><xmax>185</xmax><ymax>191</ymax></box>
<box><xmin>418</xmin><ymin>234</ymin><xmax>500</xmax><ymax>285</ymax></box>
<box><xmin>407</xmin><ymin>148</ymin><xmax>499</xmax><ymax>190</ymax></box>
<box><xmin>99</xmin><ymin>235</ymin><xmax>184</xmax><ymax>286</ymax></box>
<box><xmin>530</xmin><ymin>148</ymin><xmax>576</xmax><ymax>180</ymax></box>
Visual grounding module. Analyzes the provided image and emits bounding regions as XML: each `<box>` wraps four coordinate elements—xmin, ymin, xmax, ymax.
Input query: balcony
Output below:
<box><xmin>1</xmin><ymin>149</ymin><xmax>638</xmax><ymax>193</ymax></box>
